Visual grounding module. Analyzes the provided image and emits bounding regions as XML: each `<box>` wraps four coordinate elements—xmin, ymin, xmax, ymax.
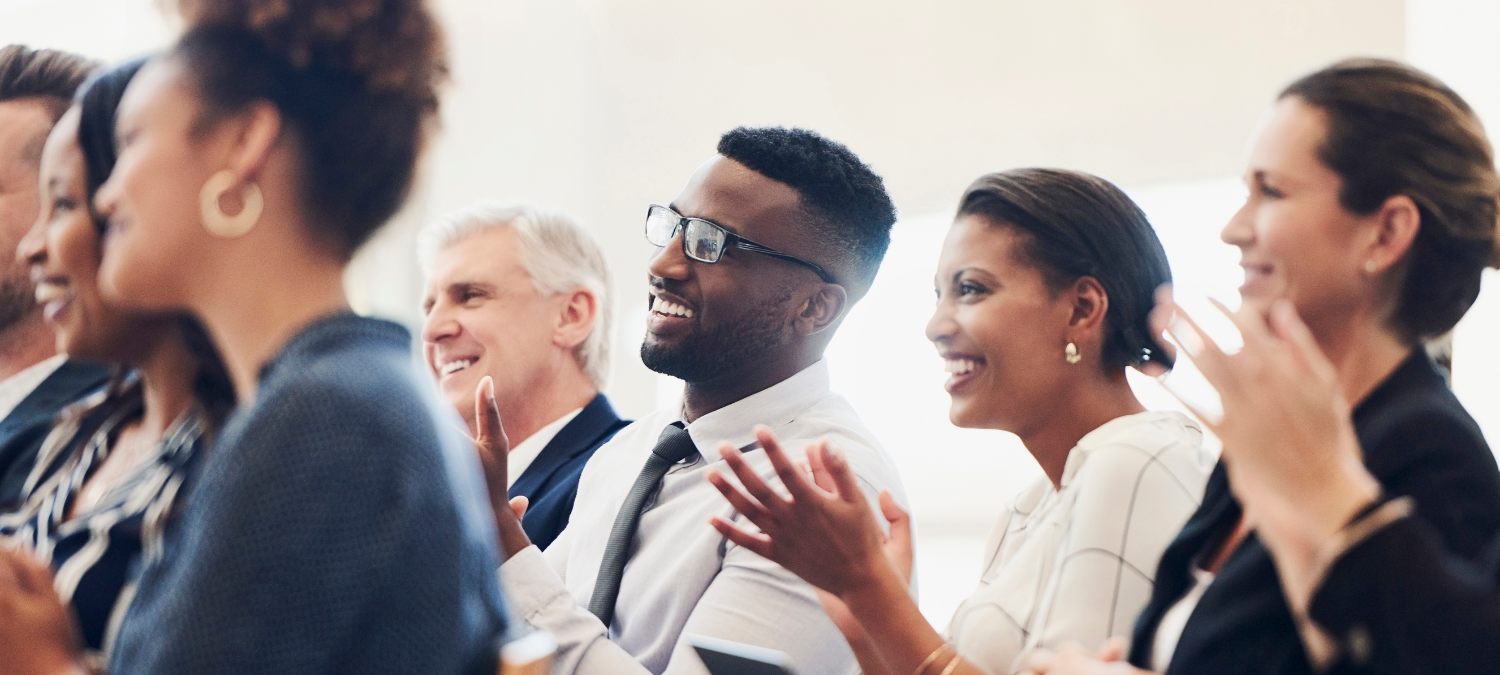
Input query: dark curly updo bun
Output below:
<box><xmin>171</xmin><ymin>0</ymin><xmax>448</xmax><ymax>258</ymax></box>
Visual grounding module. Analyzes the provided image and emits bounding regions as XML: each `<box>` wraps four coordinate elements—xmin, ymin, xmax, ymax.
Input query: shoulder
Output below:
<box><xmin>1358</xmin><ymin>387</ymin><xmax>1492</xmax><ymax>479</ymax></box>
<box><xmin>1072</xmin><ymin>411</ymin><xmax>1212</xmax><ymax>495</ymax></box>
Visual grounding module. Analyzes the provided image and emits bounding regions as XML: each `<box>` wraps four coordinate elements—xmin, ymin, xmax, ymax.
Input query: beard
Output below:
<box><xmin>0</xmin><ymin>266</ymin><xmax>36</xmax><ymax>333</ymax></box>
<box><xmin>640</xmin><ymin>288</ymin><xmax>793</xmax><ymax>383</ymax></box>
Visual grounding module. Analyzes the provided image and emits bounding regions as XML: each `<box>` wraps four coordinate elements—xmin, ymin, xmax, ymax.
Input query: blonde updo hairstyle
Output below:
<box><xmin>170</xmin><ymin>0</ymin><xmax>447</xmax><ymax>258</ymax></box>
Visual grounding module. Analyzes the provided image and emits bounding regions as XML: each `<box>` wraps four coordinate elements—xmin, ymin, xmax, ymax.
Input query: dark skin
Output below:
<box><xmin>486</xmin><ymin>154</ymin><xmax>852</xmax><ymax>560</ymax></box>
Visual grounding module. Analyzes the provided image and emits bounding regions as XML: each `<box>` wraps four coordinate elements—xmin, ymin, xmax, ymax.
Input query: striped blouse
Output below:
<box><xmin>0</xmin><ymin>376</ymin><xmax>205</xmax><ymax>662</ymax></box>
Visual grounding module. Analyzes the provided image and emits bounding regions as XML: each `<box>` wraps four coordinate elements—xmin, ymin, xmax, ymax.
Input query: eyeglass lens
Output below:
<box><xmin>646</xmin><ymin>207</ymin><xmax>729</xmax><ymax>264</ymax></box>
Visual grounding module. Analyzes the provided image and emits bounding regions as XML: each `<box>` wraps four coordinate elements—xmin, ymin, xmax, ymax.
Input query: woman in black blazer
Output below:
<box><xmin>1025</xmin><ymin>59</ymin><xmax>1500</xmax><ymax>675</ymax></box>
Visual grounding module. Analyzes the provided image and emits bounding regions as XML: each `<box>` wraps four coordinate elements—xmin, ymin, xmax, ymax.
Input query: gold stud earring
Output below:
<box><xmin>1364</xmin><ymin>259</ymin><xmax>1377</xmax><ymax>274</ymax></box>
<box><xmin>1065</xmin><ymin>342</ymin><xmax>1081</xmax><ymax>364</ymax></box>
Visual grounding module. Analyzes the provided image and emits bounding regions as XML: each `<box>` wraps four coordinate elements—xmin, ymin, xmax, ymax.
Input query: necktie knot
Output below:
<box><xmin>651</xmin><ymin>422</ymin><xmax>698</xmax><ymax>464</ymax></box>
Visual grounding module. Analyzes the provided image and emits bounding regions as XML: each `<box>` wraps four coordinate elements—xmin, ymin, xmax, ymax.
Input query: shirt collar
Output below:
<box><xmin>1059</xmin><ymin>410</ymin><xmax>1196</xmax><ymax>488</ymax></box>
<box><xmin>506</xmin><ymin>406</ymin><xmax>585</xmax><ymax>488</ymax></box>
<box><xmin>0</xmin><ymin>354</ymin><xmax>67</xmax><ymax>420</ymax></box>
<box><xmin>677</xmin><ymin>359</ymin><xmax>831</xmax><ymax>456</ymax></box>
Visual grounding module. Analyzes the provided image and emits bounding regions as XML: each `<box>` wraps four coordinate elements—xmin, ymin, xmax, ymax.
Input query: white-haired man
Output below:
<box><xmin>420</xmin><ymin>203</ymin><xmax>628</xmax><ymax>549</ymax></box>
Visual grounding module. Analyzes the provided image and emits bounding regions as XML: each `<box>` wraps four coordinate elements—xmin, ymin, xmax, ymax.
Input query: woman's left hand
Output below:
<box><xmin>706</xmin><ymin>425</ymin><xmax>905</xmax><ymax>599</ymax></box>
<box><xmin>0</xmin><ymin>543</ymin><xmax>87</xmax><ymax>675</ymax></box>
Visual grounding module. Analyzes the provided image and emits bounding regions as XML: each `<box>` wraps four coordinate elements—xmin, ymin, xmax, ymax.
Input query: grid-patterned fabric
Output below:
<box><xmin>946</xmin><ymin>410</ymin><xmax>1213</xmax><ymax>675</ymax></box>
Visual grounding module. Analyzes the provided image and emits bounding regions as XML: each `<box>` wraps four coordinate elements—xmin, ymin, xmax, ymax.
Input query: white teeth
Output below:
<box><xmin>440</xmin><ymin>359</ymin><xmax>472</xmax><ymax>376</ymax></box>
<box><xmin>944</xmin><ymin>358</ymin><xmax>979</xmax><ymax>375</ymax></box>
<box><xmin>653</xmin><ymin>299</ymin><xmax>694</xmax><ymax>318</ymax></box>
<box><xmin>34</xmin><ymin>283</ymin><xmax>65</xmax><ymax>304</ymax></box>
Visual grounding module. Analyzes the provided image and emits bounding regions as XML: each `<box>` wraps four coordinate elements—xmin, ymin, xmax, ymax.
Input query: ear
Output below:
<box><xmin>791</xmin><ymin>283</ymin><xmax>849</xmax><ymax>337</ymax></box>
<box><xmin>1364</xmin><ymin>194</ymin><xmax>1422</xmax><ymax>275</ymax></box>
<box><xmin>220</xmin><ymin>101</ymin><xmax>282</xmax><ymax>185</ymax></box>
<box><xmin>1066</xmin><ymin>276</ymin><xmax>1110</xmax><ymax>337</ymax></box>
<box><xmin>553</xmin><ymin>286</ymin><xmax>599</xmax><ymax>351</ymax></box>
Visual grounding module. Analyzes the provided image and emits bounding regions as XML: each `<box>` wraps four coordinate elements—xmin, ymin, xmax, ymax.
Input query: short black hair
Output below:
<box><xmin>958</xmin><ymin>168</ymin><xmax>1173</xmax><ymax>372</ymax></box>
<box><xmin>717</xmin><ymin>127</ymin><xmax>897</xmax><ymax>299</ymax></box>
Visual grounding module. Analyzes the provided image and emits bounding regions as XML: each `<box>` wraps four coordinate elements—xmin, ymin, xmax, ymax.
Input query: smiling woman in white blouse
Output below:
<box><xmin>708</xmin><ymin>168</ymin><xmax>1214</xmax><ymax>675</ymax></box>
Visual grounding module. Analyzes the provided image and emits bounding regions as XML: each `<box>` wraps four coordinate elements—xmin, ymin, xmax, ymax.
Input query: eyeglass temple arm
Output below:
<box><xmin>732</xmin><ymin>240</ymin><xmax>837</xmax><ymax>284</ymax></box>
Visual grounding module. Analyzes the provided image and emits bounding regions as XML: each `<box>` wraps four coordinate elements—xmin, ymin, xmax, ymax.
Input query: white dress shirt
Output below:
<box><xmin>945</xmin><ymin>410</ymin><xmax>1213</xmax><ymax>675</ymax></box>
<box><xmin>500</xmin><ymin>359</ymin><xmax>909</xmax><ymax>675</ymax></box>
<box><xmin>507</xmin><ymin>407</ymin><xmax>584</xmax><ymax>489</ymax></box>
<box><xmin>0</xmin><ymin>354</ymin><xmax>66</xmax><ymax>422</ymax></box>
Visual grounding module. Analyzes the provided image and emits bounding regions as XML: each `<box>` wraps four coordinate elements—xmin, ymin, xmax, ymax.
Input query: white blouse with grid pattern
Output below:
<box><xmin>945</xmin><ymin>410</ymin><xmax>1213</xmax><ymax>675</ymax></box>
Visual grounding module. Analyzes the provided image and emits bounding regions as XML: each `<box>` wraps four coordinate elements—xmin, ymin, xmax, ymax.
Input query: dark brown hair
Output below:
<box><xmin>170</xmin><ymin>0</ymin><xmax>448</xmax><ymax>258</ymax></box>
<box><xmin>0</xmin><ymin>44</ymin><xmax>97</xmax><ymax>119</ymax></box>
<box><xmin>1281</xmin><ymin>58</ymin><xmax>1500</xmax><ymax>342</ymax></box>
<box><xmin>957</xmin><ymin>168</ymin><xmax>1173</xmax><ymax>372</ymax></box>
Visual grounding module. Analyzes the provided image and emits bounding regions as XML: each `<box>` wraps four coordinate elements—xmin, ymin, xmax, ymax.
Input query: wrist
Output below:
<box><xmin>841</xmin><ymin>556</ymin><xmax>907</xmax><ymax>613</ymax></box>
<box><xmin>495</xmin><ymin>508</ymin><xmax>532</xmax><ymax>562</ymax></box>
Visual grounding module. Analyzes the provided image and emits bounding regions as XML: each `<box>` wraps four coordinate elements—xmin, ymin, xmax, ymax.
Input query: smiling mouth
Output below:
<box><xmin>651</xmin><ymin>298</ymin><xmax>694</xmax><ymax>319</ymax></box>
<box><xmin>942</xmin><ymin>356</ymin><xmax>986</xmax><ymax>393</ymax></box>
<box><xmin>440</xmin><ymin>359</ymin><xmax>474</xmax><ymax>377</ymax></box>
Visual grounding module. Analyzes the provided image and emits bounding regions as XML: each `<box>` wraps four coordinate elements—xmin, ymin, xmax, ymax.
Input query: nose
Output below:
<box><xmin>17</xmin><ymin>214</ymin><xmax>48</xmax><ymax>269</ymax></box>
<box><xmin>925</xmin><ymin>295</ymin><xmax>957</xmax><ymax>346</ymax></box>
<box><xmin>420</xmin><ymin>300</ymin><xmax>461</xmax><ymax>346</ymax></box>
<box><xmin>1220</xmin><ymin>198</ymin><xmax>1255</xmax><ymax>249</ymax></box>
<box><xmin>646</xmin><ymin>228</ymin><xmax>691</xmax><ymax>283</ymax></box>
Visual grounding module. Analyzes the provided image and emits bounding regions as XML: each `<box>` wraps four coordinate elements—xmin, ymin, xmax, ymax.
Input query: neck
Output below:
<box><xmin>194</xmin><ymin>240</ymin><xmax>349</xmax><ymax>401</ymax></box>
<box><xmin>0</xmin><ymin>312</ymin><xmax>57</xmax><ymax>381</ymax></box>
<box><xmin>680</xmin><ymin>346</ymin><xmax>820</xmax><ymax>424</ymax></box>
<box><xmin>1019</xmin><ymin>372</ymin><xmax>1146</xmax><ymax>489</ymax></box>
<box><xmin>1311</xmin><ymin>312</ymin><xmax>1412</xmax><ymax>409</ymax></box>
<box><xmin>494</xmin><ymin>364</ymin><xmax>598</xmax><ymax>447</ymax></box>
<box><xmin>134</xmin><ymin>327</ymin><xmax>199</xmax><ymax>439</ymax></box>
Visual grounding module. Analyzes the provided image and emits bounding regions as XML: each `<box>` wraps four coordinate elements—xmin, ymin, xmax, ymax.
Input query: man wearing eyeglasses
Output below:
<box><xmin>486</xmin><ymin>126</ymin><xmax>910</xmax><ymax>674</ymax></box>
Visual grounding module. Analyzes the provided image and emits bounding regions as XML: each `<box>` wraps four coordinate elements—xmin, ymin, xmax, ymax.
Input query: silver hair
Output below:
<box><xmin>419</xmin><ymin>203</ymin><xmax>614</xmax><ymax>389</ymax></box>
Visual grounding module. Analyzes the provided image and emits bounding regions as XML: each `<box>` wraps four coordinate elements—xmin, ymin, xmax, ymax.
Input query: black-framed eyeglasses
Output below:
<box><xmin>644</xmin><ymin>204</ymin><xmax>837</xmax><ymax>284</ymax></box>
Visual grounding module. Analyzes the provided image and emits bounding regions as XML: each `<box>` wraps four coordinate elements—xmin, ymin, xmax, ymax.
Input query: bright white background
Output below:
<box><xmin>3</xmin><ymin>0</ymin><xmax>1497</xmax><ymax>625</ymax></box>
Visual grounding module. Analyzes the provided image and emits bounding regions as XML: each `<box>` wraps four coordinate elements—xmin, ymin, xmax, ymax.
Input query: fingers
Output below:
<box><xmin>753</xmin><ymin>426</ymin><xmax>821</xmax><ymax>503</ymax></box>
<box><xmin>1096</xmin><ymin>637</ymin><xmax>1128</xmax><ymax>662</ymax></box>
<box><xmin>509</xmin><ymin>495</ymin><xmax>529</xmax><ymax>520</ymax></box>
<box><xmin>706</xmin><ymin>467</ymin><xmax>778</xmax><ymax>530</ymax></box>
<box><xmin>879</xmin><ymin>490</ymin><xmax>915</xmax><ymax>582</ymax></box>
<box><xmin>817</xmin><ymin>442</ymin><xmax>865</xmax><ymax>504</ymax></box>
<box><xmin>1268</xmin><ymin>299</ymin><xmax>1340</xmax><ymax>387</ymax></box>
<box><xmin>474</xmin><ymin>376</ymin><xmax>508</xmax><ymax>456</ymax></box>
<box><xmin>717</xmin><ymin>443</ymin><xmax>795</xmax><ymax>521</ymax></box>
<box><xmin>708</xmin><ymin>514</ymin><xmax>774</xmax><ymax>558</ymax></box>
<box><xmin>1022</xmin><ymin>648</ymin><xmax>1058</xmax><ymax>675</ymax></box>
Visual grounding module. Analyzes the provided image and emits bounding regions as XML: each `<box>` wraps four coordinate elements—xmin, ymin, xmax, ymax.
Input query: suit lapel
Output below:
<box><xmin>510</xmin><ymin>394</ymin><xmax>626</xmax><ymax>499</ymax></box>
<box><xmin>0</xmin><ymin>361</ymin><xmax>110</xmax><ymax>443</ymax></box>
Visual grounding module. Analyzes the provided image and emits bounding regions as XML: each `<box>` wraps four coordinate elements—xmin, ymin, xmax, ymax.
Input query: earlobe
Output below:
<box><xmin>554</xmin><ymin>288</ymin><xmax>598</xmax><ymax>349</ymax></box>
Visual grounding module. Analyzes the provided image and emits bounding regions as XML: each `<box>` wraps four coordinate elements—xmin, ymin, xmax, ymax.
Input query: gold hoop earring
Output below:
<box><xmin>1065</xmin><ymin>342</ymin><xmax>1081</xmax><ymax>364</ymax></box>
<box><xmin>200</xmin><ymin>170</ymin><xmax>263</xmax><ymax>238</ymax></box>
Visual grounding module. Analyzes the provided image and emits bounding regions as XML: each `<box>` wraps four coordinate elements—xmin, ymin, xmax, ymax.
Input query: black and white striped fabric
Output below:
<box><xmin>0</xmin><ymin>376</ymin><xmax>206</xmax><ymax>662</ymax></box>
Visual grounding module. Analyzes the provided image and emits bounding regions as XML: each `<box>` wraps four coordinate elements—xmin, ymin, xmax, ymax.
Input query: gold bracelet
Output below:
<box><xmin>937</xmin><ymin>652</ymin><xmax>964</xmax><ymax>675</ymax></box>
<box><xmin>912</xmin><ymin>643</ymin><xmax>952</xmax><ymax>675</ymax></box>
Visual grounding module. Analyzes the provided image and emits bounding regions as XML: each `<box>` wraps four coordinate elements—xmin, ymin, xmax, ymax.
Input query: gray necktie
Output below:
<box><xmin>587</xmin><ymin>422</ymin><xmax>699</xmax><ymax>626</ymax></box>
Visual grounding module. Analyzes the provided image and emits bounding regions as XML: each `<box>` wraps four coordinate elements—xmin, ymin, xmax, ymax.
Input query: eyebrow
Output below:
<box><xmin>666</xmin><ymin>202</ymin><xmax>742</xmax><ymax>235</ymax></box>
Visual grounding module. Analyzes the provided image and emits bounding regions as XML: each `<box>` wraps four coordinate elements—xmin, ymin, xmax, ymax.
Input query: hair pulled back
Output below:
<box><xmin>1281</xmin><ymin>58</ymin><xmax>1500</xmax><ymax>342</ymax></box>
<box><xmin>957</xmin><ymin>168</ymin><xmax>1173</xmax><ymax>372</ymax></box>
<box><xmin>77</xmin><ymin>59</ymin><xmax>237</xmax><ymax>428</ymax></box>
<box><xmin>171</xmin><ymin>0</ymin><xmax>448</xmax><ymax>258</ymax></box>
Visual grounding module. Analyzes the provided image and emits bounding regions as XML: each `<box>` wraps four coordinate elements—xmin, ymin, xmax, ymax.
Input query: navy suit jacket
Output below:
<box><xmin>0</xmin><ymin>360</ymin><xmax>110</xmax><ymax>510</ymax></box>
<box><xmin>509</xmin><ymin>393</ymin><xmax>629</xmax><ymax>550</ymax></box>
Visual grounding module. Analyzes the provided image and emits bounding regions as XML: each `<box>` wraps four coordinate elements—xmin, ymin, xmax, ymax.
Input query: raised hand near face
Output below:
<box><xmin>471</xmin><ymin>376</ymin><xmax>531</xmax><ymax>559</ymax></box>
<box><xmin>1150</xmin><ymin>290</ymin><xmax>1380</xmax><ymax>608</ymax></box>
<box><xmin>705</xmin><ymin>425</ymin><xmax>909</xmax><ymax>599</ymax></box>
